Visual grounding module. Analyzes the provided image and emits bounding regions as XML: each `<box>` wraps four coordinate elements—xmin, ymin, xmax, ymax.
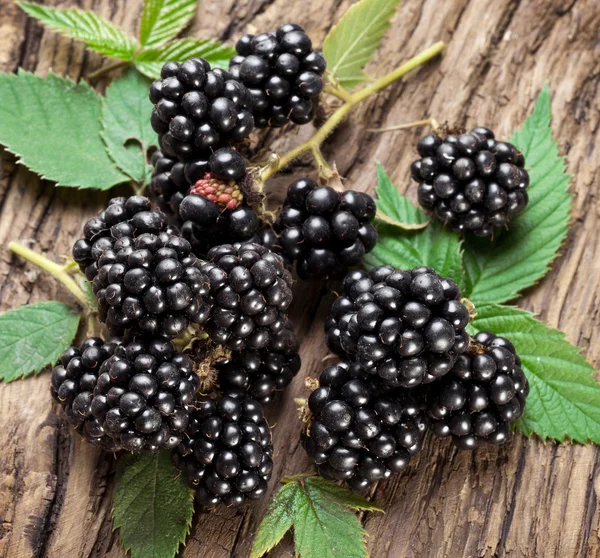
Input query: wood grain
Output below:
<box><xmin>0</xmin><ymin>0</ymin><xmax>599</xmax><ymax>556</ymax></box>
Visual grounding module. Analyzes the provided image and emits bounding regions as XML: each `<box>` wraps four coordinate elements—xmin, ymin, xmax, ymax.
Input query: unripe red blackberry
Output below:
<box><xmin>425</xmin><ymin>331</ymin><xmax>529</xmax><ymax>449</ymax></box>
<box><xmin>412</xmin><ymin>127</ymin><xmax>529</xmax><ymax>237</ymax></box>
<box><xmin>229</xmin><ymin>24</ymin><xmax>326</xmax><ymax>128</ymax></box>
<box><xmin>275</xmin><ymin>177</ymin><xmax>378</xmax><ymax>279</ymax></box>
<box><xmin>302</xmin><ymin>360</ymin><xmax>426</xmax><ymax>489</ymax></box>
<box><xmin>325</xmin><ymin>266</ymin><xmax>470</xmax><ymax>388</ymax></box>
<box><xmin>172</xmin><ymin>394</ymin><xmax>273</xmax><ymax>506</ymax></box>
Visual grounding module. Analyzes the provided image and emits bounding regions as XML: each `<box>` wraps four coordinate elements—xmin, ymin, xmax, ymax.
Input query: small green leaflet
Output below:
<box><xmin>135</xmin><ymin>38</ymin><xmax>236</xmax><ymax>78</ymax></box>
<box><xmin>323</xmin><ymin>0</ymin><xmax>402</xmax><ymax>89</ymax></box>
<box><xmin>0</xmin><ymin>71</ymin><xmax>129</xmax><ymax>189</ymax></box>
<box><xmin>140</xmin><ymin>0</ymin><xmax>198</xmax><ymax>48</ymax></box>
<box><xmin>0</xmin><ymin>302</ymin><xmax>80</xmax><ymax>382</ymax></box>
<box><xmin>101</xmin><ymin>69</ymin><xmax>157</xmax><ymax>185</ymax></box>
<box><xmin>364</xmin><ymin>164</ymin><xmax>464</xmax><ymax>288</ymax></box>
<box><xmin>468</xmin><ymin>304</ymin><xmax>600</xmax><ymax>444</ymax></box>
<box><xmin>251</xmin><ymin>476</ymin><xmax>382</xmax><ymax>558</ymax></box>
<box><xmin>18</xmin><ymin>2</ymin><xmax>137</xmax><ymax>60</ymax></box>
<box><xmin>463</xmin><ymin>85</ymin><xmax>571</xmax><ymax>304</ymax></box>
<box><xmin>113</xmin><ymin>452</ymin><xmax>194</xmax><ymax>558</ymax></box>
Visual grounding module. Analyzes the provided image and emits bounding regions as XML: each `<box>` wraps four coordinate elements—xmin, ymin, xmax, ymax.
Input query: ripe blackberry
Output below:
<box><xmin>411</xmin><ymin>127</ymin><xmax>530</xmax><ymax>237</ymax></box>
<box><xmin>150</xmin><ymin>58</ymin><xmax>254</xmax><ymax>160</ymax></box>
<box><xmin>302</xmin><ymin>360</ymin><xmax>426</xmax><ymax>489</ymax></box>
<box><xmin>197</xmin><ymin>243</ymin><xmax>293</xmax><ymax>351</ymax></box>
<box><xmin>150</xmin><ymin>150</ymin><xmax>191</xmax><ymax>217</ymax></box>
<box><xmin>325</xmin><ymin>265</ymin><xmax>470</xmax><ymax>388</ymax></box>
<box><xmin>229</xmin><ymin>24</ymin><xmax>326</xmax><ymax>128</ymax></box>
<box><xmin>93</xmin><ymin>336</ymin><xmax>200</xmax><ymax>453</ymax></box>
<box><xmin>275</xmin><ymin>177</ymin><xmax>378</xmax><ymax>279</ymax></box>
<box><xmin>72</xmin><ymin>196</ymin><xmax>174</xmax><ymax>282</ymax></box>
<box><xmin>51</xmin><ymin>337</ymin><xmax>122</xmax><ymax>452</ymax></box>
<box><xmin>172</xmin><ymin>394</ymin><xmax>273</xmax><ymax>506</ymax></box>
<box><xmin>426</xmin><ymin>331</ymin><xmax>529</xmax><ymax>449</ymax></box>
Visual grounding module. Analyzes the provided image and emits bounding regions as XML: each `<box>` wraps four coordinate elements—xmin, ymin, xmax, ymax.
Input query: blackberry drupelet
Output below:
<box><xmin>172</xmin><ymin>394</ymin><xmax>273</xmax><ymax>506</ymax></box>
<box><xmin>150</xmin><ymin>150</ymin><xmax>191</xmax><ymax>217</ymax></box>
<box><xmin>197</xmin><ymin>243</ymin><xmax>294</xmax><ymax>351</ymax></box>
<box><xmin>93</xmin><ymin>336</ymin><xmax>200</xmax><ymax>453</ymax></box>
<box><xmin>150</xmin><ymin>58</ymin><xmax>254</xmax><ymax>160</ymax></box>
<box><xmin>275</xmin><ymin>177</ymin><xmax>378</xmax><ymax>279</ymax></box>
<box><xmin>302</xmin><ymin>360</ymin><xmax>426</xmax><ymax>489</ymax></box>
<box><xmin>51</xmin><ymin>338</ymin><xmax>122</xmax><ymax>452</ymax></box>
<box><xmin>411</xmin><ymin>127</ymin><xmax>530</xmax><ymax>237</ymax></box>
<box><xmin>426</xmin><ymin>331</ymin><xmax>529</xmax><ymax>449</ymax></box>
<box><xmin>72</xmin><ymin>196</ymin><xmax>173</xmax><ymax>282</ymax></box>
<box><xmin>229</xmin><ymin>24</ymin><xmax>326</xmax><ymax>128</ymax></box>
<box><xmin>93</xmin><ymin>231</ymin><xmax>210</xmax><ymax>339</ymax></box>
<box><xmin>325</xmin><ymin>265</ymin><xmax>470</xmax><ymax>388</ymax></box>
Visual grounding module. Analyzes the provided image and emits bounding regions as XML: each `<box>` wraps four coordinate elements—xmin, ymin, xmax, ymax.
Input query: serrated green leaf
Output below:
<box><xmin>140</xmin><ymin>0</ymin><xmax>198</xmax><ymax>48</ymax></box>
<box><xmin>0</xmin><ymin>302</ymin><xmax>80</xmax><ymax>382</ymax></box>
<box><xmin>0</xmin><ymin>71</ymin><xmax>129</xmax><ymax>189</ymax></box>
<box><xmin>469</xmin><ymin>304</ymin><xmax>600</xmax><ymax>444</ymax></box>
<box><xmin>364</xmin><ymin>164</ymin><xmax>464</xmax><ymax>287</ymax></box>
<box><xmin>113</xmin><ymin>452</ymin><xmax>194</xmax><ymax>558</ymax></box>
<box><xmin>134</xmin><ymin>39</ymin><xmax>236</xmax><ymax>78</ymax></box>
<box><xmin>323</xmin><ymin>0</ymin><xmax>402</xmax><ymax>89</ymax></box>
<box><xmin>101</xmin><ymin>68</ymin><xmax>156</xmax><ymax>184</ymax></box>
<box><xmin>18</xmin><ymin>1</ymin><xmax>137</xmax><ymax>60</ymax></box>
<box><xmin>251</xmin><ymin>476</ymin><xmax>382</xmax><ymax>558</ymax></box>
<box><xmin>463</xmin><ymin>85</ymin><xmax>571</xmax><ymax>304</ymax></box>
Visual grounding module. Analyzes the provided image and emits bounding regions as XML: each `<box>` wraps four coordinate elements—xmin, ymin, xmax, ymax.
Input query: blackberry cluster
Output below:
<box><xmin>51</xmin><ymin>338</ymin><xmax>122</xmax><ymax>452</ymax></box>
<box><xmin>72</xmin><ymin>196</ymin><xmax>173</xmax><ymax>282</ymax></box>
<box><xmin>303</xmin><ymin>361</ymin><xmax>426</xmax><ymax>489</ymax></box>
<box><xmin>229</xmin><ymin>24</ymin><xmax>326</xmax><ymax>127</ymax></box>
<box><xmin>411</xmin><ymin>127</ymin><xmax>530</xmax><ymax>237</ymax></box>
<box><xmin>198</xmin><ymin>243</ymin><xmax>293</xmax><ymax>351</ymax></box>
<box><xmin>172</xmin><ymin>394</ymin><xmax>273</xmax><ymax>506</ymax></box>
<box><xmin>275</xmin><ymin>177</ymin><xmax>378</xmax><ymax>279</ymax></box>
<box><xmin>325</xmin><ymin>265</ymin><xmax>470</xmax><ymax>388</ymax></box>
<box><xmin>150</xmin><ymin>58</ymin><xmax>254</xmax><ymax>160</ymax></box>
<box><xmin>426</xmin><ymin>331</ymin><xmax>529</xmax><ymax>449</ymax></box>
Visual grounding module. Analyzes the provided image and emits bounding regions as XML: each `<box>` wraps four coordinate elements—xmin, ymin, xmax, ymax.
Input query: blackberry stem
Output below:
<box><xmin>8</xmin><ymin>241</ymin><xmax>90</xmax><ymax>309</ymax></box>
<box><xmin>366</xmin><ymin>118</ymin><xmax>435</xmax><ymax>133</ymax></box>
<box><xmin>311</xmin><ymin>145</ymin><xmax>334</xmax><ymax>180</ymax></box>
<box><xmin>260</xmin><ymin>41</ymin><xmax>445</xmax><ymax>181</ymax></box>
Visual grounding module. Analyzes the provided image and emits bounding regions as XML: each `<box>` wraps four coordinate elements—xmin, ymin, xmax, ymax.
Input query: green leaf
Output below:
<box><xmin>0</xmin><ymin>71</ymin><xmax>129</xmax><ymax>189</ymax></box>
<box><xmin>134</xmin><ymin>39</ymin><xmax>236</xmax><ymax>78</ymax></box>
<box><xmin>463</xmin><ymin>85</ymin><xmax>571</xmax><ymax>304</ymax></box>
<box><xmin>364</xmin><ymin>164</ymin><xmax>464</xmax><ymax>287</ymax></box>
<box><xmin>113</xmin><ymin>452</ymin><xmax>194</xmax><ymax>558</ymax></box>
<box><xmin>140</xmin><ymin>0</ymin><xmax>198</xmax><ymax>48</ymax></box>
<box><xmin>251</xmin><ymin>476</ymin><xmax>382</xmax><ymax>558</ymax></box>
<box><xmin>323</xmin><ymin>0</ymin><xmax>402</xmax><ymax>89</ymax></box>
<box><xmin>101</xmin><ymin>68</ymin><xmax>156</xmax><ymax>185</ymax></box>
<box><xmin>0</xmin><ymin>302</ymin><xmax>80</xmax><ymax>382</ymax></box>
<box><xmin>469</xmin><ymin>304</ymin><xmax>600</xmax><ymax>444</ymax></box>
<box><xmin>18</xmin><ymin>1</ymin><xmax>137</xmax><ymax>60</ymax></box>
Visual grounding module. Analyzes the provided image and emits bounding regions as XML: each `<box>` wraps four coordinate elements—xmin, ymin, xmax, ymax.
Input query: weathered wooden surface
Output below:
<box><xmin>0</xmin><ymin>0</ymin><xmax>599</xmax><ymax>556</ymax></box>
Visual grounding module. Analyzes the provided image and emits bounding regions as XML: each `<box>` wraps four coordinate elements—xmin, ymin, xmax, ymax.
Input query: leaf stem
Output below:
<box><xmin>366</xmin><ymin>118</ymin><xmax>434</xmax><ymax>133</ymax></box>
<box><xmin>260</xmin><ymin>41</ymin><xmax>445</xmax><ymax>181</ymax></box>
<box><xmin>8</xmin><ymin>241</ymin><xmax>90</xmax><ymax>309</ymax></box>
<box><xmin>87</xmin><ymin>60</ymin><xmax>129</xmax><ymax>81</ymax></box>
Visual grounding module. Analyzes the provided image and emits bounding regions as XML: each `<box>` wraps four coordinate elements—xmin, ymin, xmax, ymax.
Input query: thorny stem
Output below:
<box><xmin>323</xmin><ymin>83</ymin><xmax>353</xmax><ymax>102</ymax></box>
<box><xmin>311</xmin><ymin>145</ymin><xmax>334</xmax><ymax>181</ymax></box>
<box><xmin>260</xmin><ymin>41</ymin><xmax>445</xmax><ymax>182</ymax></box>
<box><xmin>8</xmin><ymin>242</ymin><xmax>90</xmax><ymax>309</ymax></box>
<box><xmin>87</xmin><ymin>60</ymin><xmax>129</xmax><ymax>81</ymax></box>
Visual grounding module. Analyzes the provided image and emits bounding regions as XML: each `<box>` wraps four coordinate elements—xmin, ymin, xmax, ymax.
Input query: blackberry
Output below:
<box><xmin>275</xmin><ymin>177</ymin><xmax>378</xmax><ymax>279</ymax></box>
<box><xmin>150</xmin><ymin>150</ymin><xmax>191</xmax><ymax>217</ymax></box>
<box><xmin>93</xmin><ymin>336</ymin><xmax>200</xmax><ymax>453</ymax></box>
<box><xmin>72</xmin><ymin>196</ymin><xmax>174</xmax><ymax>282</ymax></box>
<box><xmin>243</xmin><ymin>226</ymin><xmax>291</xmax><ymax>270</ymax></box>
<box><xmin>51</xmin><ymin>337</ymin><xmax>122</xmax><ymax>452</ymax></box>
<box><xmin>150</xmin><ymin>58</ymin><xmax>254</xmax><ymax>160</ymax></box>
<box><xmin>302</xmin><ymin>360</ymin><xmax>426</xmax><ymax>489</ymax></box>
<box><xmin>229</xmin><ymin>24</ymin><xmax>326</xmax><ymax>128</ymax></box>
<box><xmin>172</xmin><ymin>394</ymin><xmax>273</xmax><ymax>506</ymax></box>
<box><xmin>426</xmin><ymin>331</ymin><xmax>529</xmax><ymax>449</ymax></box>
<box><xmin>197</xmin><ymin>243</ymin><xmax>293</xmax><ymax>351</ymax></box>
<box><xmin>411</xmin><ymin>127</ymin><xmax>530</xmax><ymax>237</ymax></box>
<box><xmin>92</xmin><ymin>230</ymin><xmax>210</xmax><ymax>339</ymax></box>
<box><xmin>325</xmin><ymin>266</ymin><xmax>470</xmax><ymax>388</ymax></box>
